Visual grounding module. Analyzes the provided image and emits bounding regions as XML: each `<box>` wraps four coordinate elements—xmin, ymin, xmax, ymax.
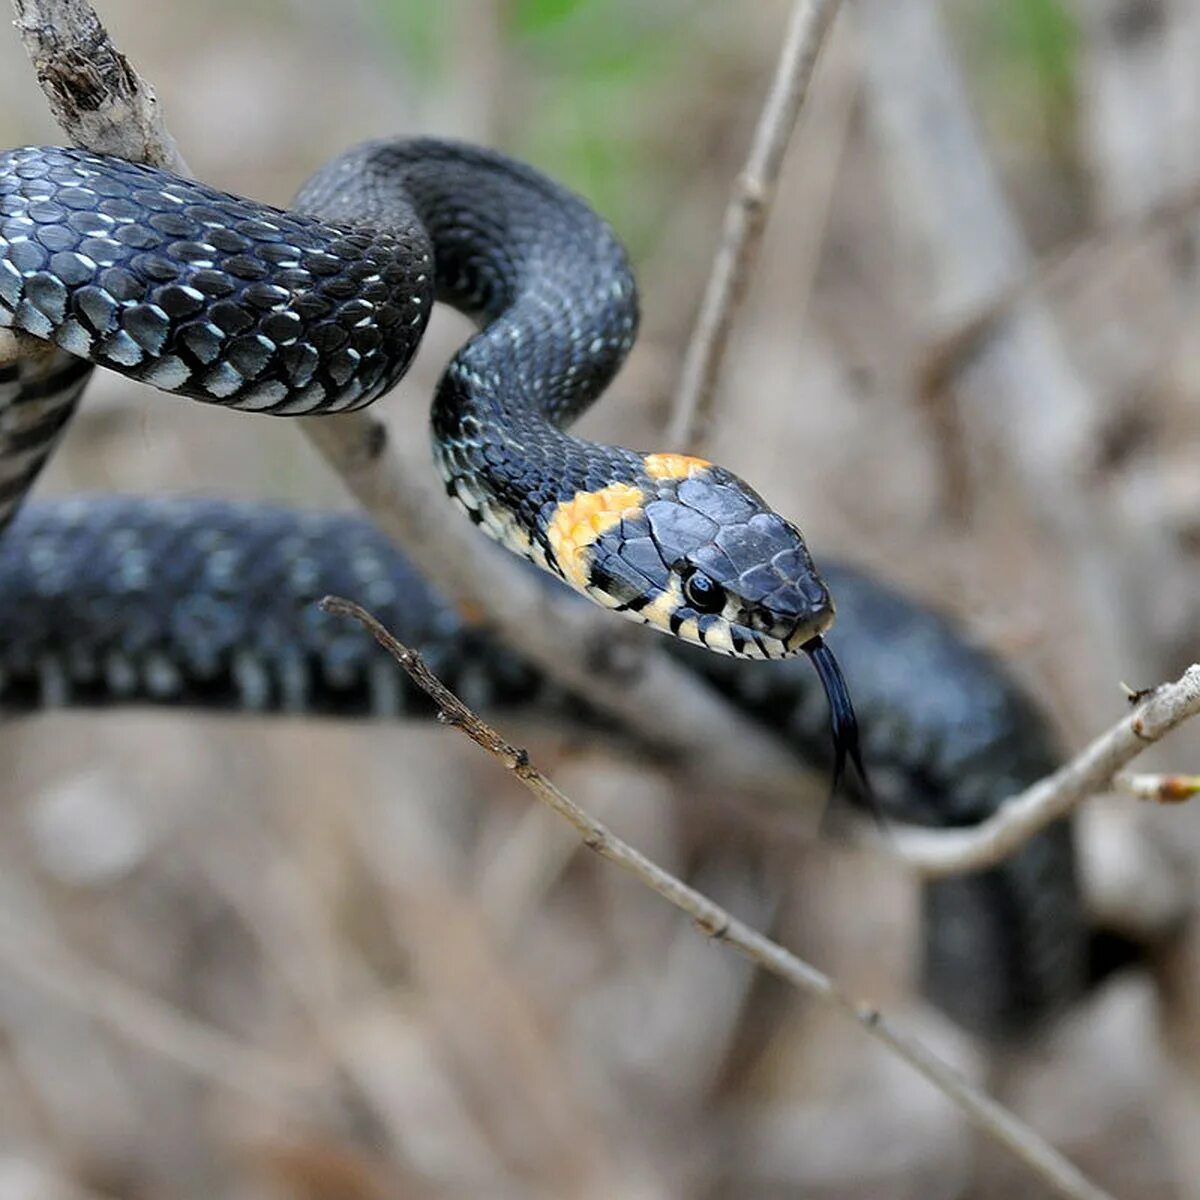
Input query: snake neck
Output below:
<box><xmin>430</xmin><ymin>360</ymin><xmax>643</xmax><ymax>570</ymax></box>
<box><xmin>296</xmin><ymin>138</ymin><xmax>639</xmax><ymax>427</ymax></box>
<box><xmin>297</xmin><ymin>138</ymin><xmax>645</xmax><ymax>568</ymax></box>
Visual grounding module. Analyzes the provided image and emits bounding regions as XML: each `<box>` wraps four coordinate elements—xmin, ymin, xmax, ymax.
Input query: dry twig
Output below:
<box><xmin>887</xmin><ymin>665</ymin><xmax>1200</xmax><ymax>877</ymax></box>
<box><xmin>8</xmin><ymin>0</ymin><xmax>820</xmax><ymax>812</ymax></box>
<box><xmin>12</xmin><ymin>0</ymin><xmax>181</xmax><ymax>168</ymax></box>
<box><xmin>667</xmin><ymin>0</ymin><xmax>843</xmax><ymax>451</ymax></box>
<box><xmin>321</xmin><ymin>594</ymin><xmax>1115</xmax><ymax>1200</ymax></box>
<box><xmin>1113</xmin><ymin>771</ymin><xmax>1200</xmax><ymax>804</ymax></box>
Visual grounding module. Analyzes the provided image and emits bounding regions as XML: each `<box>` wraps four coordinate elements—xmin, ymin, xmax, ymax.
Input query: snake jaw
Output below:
<box><xmin>802</xmin><ymin>634</ymin><xmax>876</xmax><ymax>809</ymax></box>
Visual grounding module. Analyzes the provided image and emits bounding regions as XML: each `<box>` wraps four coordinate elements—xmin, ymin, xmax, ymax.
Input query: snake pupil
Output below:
<box><xmin>682</xmin><ymin>568</ymin><xmax>726</xmax><ymax>615</ymax></box>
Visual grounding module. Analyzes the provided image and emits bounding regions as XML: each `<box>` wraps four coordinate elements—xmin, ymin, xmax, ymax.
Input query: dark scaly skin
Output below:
<box><xmin>0</xmin><ymin>141</ymin><xmax>833</xmax><ymax>659</ymax></box>
<box><xmin>0</xmin><ymin>146</ymin><xmax>433</xmax><ymax>415</ymax></box>
<box><xmin>0</xmin><ymin>497</ymin><xmax>1085</xmax><ymax>1039</ymax></box>
<box><xmin>0</xmin><ymin>352</ymin><xmax>92</xmax><ymax>521</ymax></box>
<box><xmin>0</xmin><ymin>496</ymin><xmax>551</xmax><ymax>717</ymax></box>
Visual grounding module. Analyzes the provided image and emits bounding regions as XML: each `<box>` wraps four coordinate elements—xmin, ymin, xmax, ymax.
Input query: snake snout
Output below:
<box><xmin>740</xmin><ymin>546</ymin><xmax>835</xmax><ymax>650</ymax></box>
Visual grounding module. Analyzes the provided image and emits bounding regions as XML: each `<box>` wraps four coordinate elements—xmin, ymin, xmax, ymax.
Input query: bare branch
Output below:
<box><xmin>667</xmin><ymin>0</ymin><xmax>843</xmax><ymax>451</ymax></box>
<box><xmin>11</xmin><ymin>0</ymin><xmax>184</xmax><ymax>170</ymax></box>
<box><xmin>887</xmin><ymin>665</ymin><xmax>1200</xmax><ymax>877</ymax></box>
<box><xmin>9</xmin><ymin>0</ymin><xmax>817</xmax><ymax>815</ymax></box>
<box><xmin>321</xmin><ymin>594</ymin><xmax>1115</xmax><ymax>1200</ymax></box>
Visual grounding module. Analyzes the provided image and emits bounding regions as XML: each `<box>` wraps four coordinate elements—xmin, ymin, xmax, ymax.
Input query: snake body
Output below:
<box><xmin>0</xmin><ymin>138</ymin><xmax>1089</xmax><ymax>1038</ymax></box>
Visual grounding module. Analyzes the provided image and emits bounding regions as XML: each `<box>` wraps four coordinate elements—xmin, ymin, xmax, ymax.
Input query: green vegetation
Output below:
<box><xmin>367</xmin><ymin>0</ymin><xmax>704</xmax><ymax>253</ymax></box>
<box><xmin>990</xmin><ymin>0</ymin><xmax>1079</xmax><ymax>118</ymax></box>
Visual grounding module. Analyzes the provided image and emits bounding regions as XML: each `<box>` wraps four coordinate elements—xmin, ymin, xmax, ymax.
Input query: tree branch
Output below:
<box><xmin>12</xmin><ymin>0</ymin><xmax>183</xmax><ymax>170</ymax></box>
<box><xmin>321</xmin><ymin>594</ymin><xmax>1114</xmax><ymax>1200</ymax></box>
<box><xmin>666</xmin><ymin>0</ymin><xmax>843</xmax><ymax>451</ymax></box>
<box><xmin>886</xmin><ymin>665</ymin><xmax>1200</xmax><ymax>877</ymax></box>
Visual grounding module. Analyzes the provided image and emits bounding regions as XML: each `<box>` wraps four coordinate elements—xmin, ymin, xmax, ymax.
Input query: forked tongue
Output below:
<box><xmin>801</xmin><ymin>635</ymin><xmax>879</xmax><ymax>819</ymax></box>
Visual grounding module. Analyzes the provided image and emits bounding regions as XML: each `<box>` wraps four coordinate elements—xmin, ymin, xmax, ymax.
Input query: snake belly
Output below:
<box><xmin>0</xmin><ymin>496</ymin><xmax>1086</xmax><ymax>1040</ymax></box>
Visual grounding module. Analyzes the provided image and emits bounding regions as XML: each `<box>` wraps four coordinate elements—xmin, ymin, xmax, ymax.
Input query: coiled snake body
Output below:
<box><xmin>0</xmin><ymin>496</ymin><xmax>1084</xmax><ymax>1038</ymax></box>
<box><xmin>0</xmin><ymin>138</ymin><xmax>1087</xmax><ymax>1038</ymax></box>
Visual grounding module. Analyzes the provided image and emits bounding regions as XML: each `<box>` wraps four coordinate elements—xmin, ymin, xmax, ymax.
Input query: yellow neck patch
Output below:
<box><xmin>546</xmin><ymin>482</ymin><xmax>644</xmax><ymax>593</ymax></box>
<box><xmin>642</xmin><ymin>452</ymin><xmax>711</xmax><ymax>481</ymax></box>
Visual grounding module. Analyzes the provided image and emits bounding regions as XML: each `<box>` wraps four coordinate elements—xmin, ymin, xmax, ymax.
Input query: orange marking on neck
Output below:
<box><xmin>642</xmin><ymin>452</ymin><xmax>712</xmax><ymax>481</ymax></box>
<box><xmin>546</xmin><ymin>482</ymin><xmax>644</xmax><ymax>593</ymax></box>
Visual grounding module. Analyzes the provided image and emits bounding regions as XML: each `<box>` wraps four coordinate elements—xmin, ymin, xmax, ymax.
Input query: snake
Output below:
<box><xmin>0</xmin><ymin>137</ymin><xmax>870</xmax><ymax>789</ymax></box>
<box><xmin>0</xmin><ymin>137</ymin><xmax>1096</xmax><ymax>1038</ymax></box>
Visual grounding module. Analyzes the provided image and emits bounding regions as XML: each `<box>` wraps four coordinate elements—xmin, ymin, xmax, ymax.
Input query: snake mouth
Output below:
<box><xmin>782</xmin><ymin>608</ymin><xmax>835</xmax><ymax>655</ymax></box>
<box><xmin>801</xmin><ymin>635</ymin><xmax>875</xmax><ymax>808</ymax></box>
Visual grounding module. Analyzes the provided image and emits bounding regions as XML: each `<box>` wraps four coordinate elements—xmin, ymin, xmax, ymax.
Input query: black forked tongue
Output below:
<box><xmin>801</xmin><ymin>635</ymin><xmax>879</xmax><ymax>819</ymax></box>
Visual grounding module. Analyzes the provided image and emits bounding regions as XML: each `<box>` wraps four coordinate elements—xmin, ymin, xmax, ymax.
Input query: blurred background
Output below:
<box><xmin>2</xmin><ymin>0</ymin><xmax>1200</xmax><ymax>1195</ymax></box>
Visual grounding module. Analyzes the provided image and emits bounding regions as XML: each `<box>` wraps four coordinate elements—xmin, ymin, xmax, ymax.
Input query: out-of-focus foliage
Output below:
<box><xmin>993</xmin><ymin>0</ymin><xmax>1079</xmax><ymax>112</ymax></box>
<box><xmin>367</xmin><ymin>0</ymin><xmax>704</xmax><ymax>251</ymax></box>
<box><xmin>367</xmin><ymin>0</ymin><xmax>441</xmax><ymax>82</ymax></box>
<box><xmin>511</xmin><ymin>0</ymin><xmax>590</xmax><ymax>35</ymax></box>
<box><xmin>953</xmin><ymin>0</ymin><xmax>1080</xmax><ymax>165</ymax></box>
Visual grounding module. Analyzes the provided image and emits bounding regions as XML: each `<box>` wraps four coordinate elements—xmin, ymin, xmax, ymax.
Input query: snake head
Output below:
<box><xmin>545</xmin><ymin>451</ymin><xmax>874</xmax><ymax>803</ymax></box>
<box><xmin>548</xmin><ymin>453</ymin><xmax>835</xmax><ymax>660</ymax></box>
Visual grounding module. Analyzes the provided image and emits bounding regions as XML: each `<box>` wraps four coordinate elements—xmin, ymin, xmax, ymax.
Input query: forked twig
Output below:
<box><xmin>886</xmin><ymin>665</ymin><xmax>1200</xmax><ymax>877</ymax></box>
<box><xmin>321</xmin><ymin>594</ymin><xmax>1114</xmax><ymax>1200</ymax></box>
<box><xmin>667</xmin><ymin>0</ymin><xmax>843</xmax><ymax>451</ymax></box>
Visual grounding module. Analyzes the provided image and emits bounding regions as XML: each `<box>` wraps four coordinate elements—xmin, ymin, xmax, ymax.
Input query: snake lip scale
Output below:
<box><xmin>0</xmin><ymin>136</ymin><xmax>868</xmax><ymax>793</ymax></box>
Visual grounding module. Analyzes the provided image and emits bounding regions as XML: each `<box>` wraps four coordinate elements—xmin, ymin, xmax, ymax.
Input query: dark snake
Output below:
<box><xmin>0</xmin><ymin>138</ymin><xmax>1099</xmax><ymax>1038</ymax></box>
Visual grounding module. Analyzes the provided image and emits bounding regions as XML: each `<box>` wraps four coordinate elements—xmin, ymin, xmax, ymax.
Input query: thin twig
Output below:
<box><xmin>321</xmin><ymin>594</ymin><xmax>1115</xmax><ymax>1200</ymax></box>
<box><xmin>1113</xmin><ymin>772</ymin><xmax>1200</xmax><ymax>804</ymax></box>
<box><xmin>667</xmin><ymin>0</ymin><xmax>843</xmax><ymax>451</ymax></box>
<box><xmin>9</xmin><ymin>0</ymin><xmax>820</xmax><ymax>813</ymax></box>
<box><xmin>886</xmin><ymin>665</ymin><xmax>1200</xmax><ymax>877</ymax></box>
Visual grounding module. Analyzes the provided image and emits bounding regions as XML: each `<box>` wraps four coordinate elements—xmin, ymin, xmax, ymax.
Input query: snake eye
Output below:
<box><xmin>682</xmin><ymin>568</ymin><xmax>726</xmax><ymax>615</ymax></box>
